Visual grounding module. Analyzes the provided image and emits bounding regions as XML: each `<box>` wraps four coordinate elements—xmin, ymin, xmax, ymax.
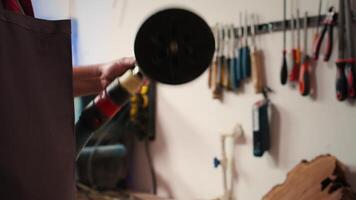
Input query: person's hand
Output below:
<box><xmin>99</xmin><ymin>57</ymin><xmax>135</xmax><ymax>87</ymax></box>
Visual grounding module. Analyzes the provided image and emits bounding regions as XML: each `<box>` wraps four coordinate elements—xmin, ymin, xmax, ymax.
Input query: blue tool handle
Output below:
<box><xmin>242</xmin><ymin>46</ymin><xmax>251</xmax><ymax>79</ymax></box>
<box><xmin>234</xmin><ymin>57</ymin><xmax>240</xmax><ymax>88</ymax></box>
<box><xmin>239</xmin><ymin>47</ymin><xmax>244</xmax><ymax>79</ymax></box>
<box><xmin>229</xmin><ymin>57</ymin><xmax>236</xmax><ymax>90</ymax></box>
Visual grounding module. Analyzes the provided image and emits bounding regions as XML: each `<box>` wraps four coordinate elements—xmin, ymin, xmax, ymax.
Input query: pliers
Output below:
<box><xmin>312</xmin><ymin>7</ymin><xmax>337</xmax><ymax>61</ymax></box>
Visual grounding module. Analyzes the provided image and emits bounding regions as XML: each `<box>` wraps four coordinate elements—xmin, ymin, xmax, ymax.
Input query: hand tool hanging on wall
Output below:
<box><xmin>312</xmin><ymin>0</ymin><xmax>323</xmax><ymax>53</ymax></box>
<box><xmin>208</xmin><ymin>24</ymin><xmax>218</xmax><ymax>89</ymax></box>
<box><xmin>312</xmin><ymin>7</ymin><xmax>336</xmax><ymax>62</ymax></box>
<box><xmin>222</xmin><ymin>26</ymin><xmax>230</xmax><ymax>89</ymax></box>
<box><xmin>217</xmin><ymin>27</ymin><xmax>224</xmax><ymax>88</ymax></box>
<box><xmin>299</xmin><ymin>12</ymin><xmax>312</xmax><ymax>96</ymax></box>
<box><xmin>242</xmin><ymin>12</ymin><xmax>251</xmax><ymax>80</ymax></box>
<box><xmin>289</xmin><ymin>8</ymin><xmax>301</xmax><ymax>83</ymax></box>
<box><xmin>213</xmin><ymin>25</ymin><xmax>224</xmax><ymax>99</ymax></box>
<box><xmin>280</xmin><ymin>0</ymin><xmax>288</xmax><ymax>85</ymax></box>
<box><xmin>253</xmin><ymin>87</ymin><xmax>272</xmax><ymax>157</ymax></box>
<box><xmin>229</xmin><ymin>25</ymin><xmax>239</xmax><ymax>90</ymax></box>
<box><xmin>232</xmin><ymin>27</ymin><xmax>241</xmax><ymax>90</ymax></box>
<box><xmin>287</xmin><ymin>1</ymin><xmax>297</xmax><ymax>83</ymax></box>
<box><xmin>223</xmin><ymin>25</ymin><xmax>232</xmax><ymax>90</ymax></box>
<box><xmin>238</xmin><ymin>13</ymin><xmax>245</xmax><ymax>83</ymax></box>
<box><xmin>76</xmin><ymin>8</ymin><xmax>215</xmax><ymax>158</ymax></box>
<box><xmin>210</xmin><ymin>25</ymin><xmax>220</xmax><ymax>94</ymax></box>
<box><xmin>335</xmin><ymin>0</ymin><xmax>356</xmax><ymax>101</ymax></box>
<box><xmin>251</xmin><ymin>14</ymin><xmax>265</xmax><ymax>93</ymax></box>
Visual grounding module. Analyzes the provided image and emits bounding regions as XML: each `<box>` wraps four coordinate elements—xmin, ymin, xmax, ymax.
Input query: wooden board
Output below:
<box><xmin>263</xmin><ymin>155</ymin><xmax>356</xmax><ymax>200</ymax></box>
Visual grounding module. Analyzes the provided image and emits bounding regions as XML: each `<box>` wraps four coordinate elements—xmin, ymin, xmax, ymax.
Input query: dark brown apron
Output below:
<box><xmin>0</xmin><ymin>6</ymin><xmax>75</xmax><ymax>200</ymax></box>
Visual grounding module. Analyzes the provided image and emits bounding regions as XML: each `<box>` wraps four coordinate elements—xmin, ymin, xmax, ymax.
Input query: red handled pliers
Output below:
<box><xmin>312</xmin><ymin>7</ymin><xmax>336</xmax><ymax>62</ymax></box>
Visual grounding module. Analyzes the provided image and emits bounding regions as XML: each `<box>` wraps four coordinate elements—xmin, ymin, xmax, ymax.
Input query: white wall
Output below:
<box><xmin>33</xmin><ymin>0</ymin><xmax>356</xmax><ymax>199</ymax></box>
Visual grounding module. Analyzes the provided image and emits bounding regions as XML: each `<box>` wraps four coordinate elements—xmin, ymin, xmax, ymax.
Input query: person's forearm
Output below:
<box><xmin>73</xmin><ymin>64</ymin><xmax>104</xmax><ymax>97</ymax></box>
<box><xmin>73</xmin><ymin>58</ymin><xmax>135</xmax><ymax>97</ymax></box>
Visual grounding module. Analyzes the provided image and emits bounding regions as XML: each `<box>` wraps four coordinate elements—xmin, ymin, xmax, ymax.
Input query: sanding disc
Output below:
<box><xmin>134</xmin><ymin>8</ymin><xmax>215</xmax><ymax>85</ymax></box>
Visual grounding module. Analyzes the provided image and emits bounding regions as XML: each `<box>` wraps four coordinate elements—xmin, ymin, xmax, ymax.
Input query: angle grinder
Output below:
<box><xmin>75</xmin><ymin>8</ymin><xmax>215</xmax><ymax>159</ymax></box>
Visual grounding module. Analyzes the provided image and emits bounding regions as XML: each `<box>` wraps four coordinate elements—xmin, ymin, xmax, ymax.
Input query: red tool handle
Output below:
<box><xmin>345</xmin><ymin>62</ymin><xmax>356</xmax><ymax>98</ymax></box>
<box><xmin>299</xmin><ymin>56</ymin><xmax>311</xmax><ymax>96</ymax></box>
<box><xmin>323</xmin><ymin>25</ymin><xmax>334</xmax><ymax>61</ymax></box>
<box><xmin>289</xmin><ymin>49</ymin><xmax>300</xmax><ymax>82</ymax></box>
<box><xmin>335</xmin><ymin>60</ymin><xmax>348</xmax><ymax>101</ymax></box>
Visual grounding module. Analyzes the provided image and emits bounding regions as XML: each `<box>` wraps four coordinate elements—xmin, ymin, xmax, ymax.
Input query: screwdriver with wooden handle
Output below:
<box><xmin>222</xmin><ymin>25</ymin><xmax>230</xmax><ymax>89</ymax></box>
<box><xmin>299</xmin><ymin>12</ymin><xmax>311</xmax><ymax>96</ymax></box>
<box><xmin>208</xmin><ymin>24</ymin><xmax>219</xmax><ymax>89</ymax></box>
<box><xmin>213</xmin><ymin>25</ymin><xmax>223</xmax><ymax>99</ymax></box>
<box><xmin>251</xmin><ymin>14</ymin><xmax>264</xmax><ymax>93</ymax></box>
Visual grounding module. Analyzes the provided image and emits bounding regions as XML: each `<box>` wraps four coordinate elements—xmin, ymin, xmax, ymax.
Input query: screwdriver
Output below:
<box><xmin>242</xmin><ymin>11</ymin><xmax>251</xmax><ymax>79</ymax></box>
<box><xmin>289</xmin><ymin>8</ymin><xmax>301</xmax><ymax>82</ymax></box>
<box><xmin>280</xmin><ymin>0</ymin><xmax>288</xmax><ymax>85</ymax></box>
<box><xmin>222</xmin><ymin>26</ymin><xmax>230</xmax><ymax>89</ymax></box>
<box><xmin>233</xmin><ymin>28</ymin><xmax>241</xmax><ymax>89</ymax></box>
<box><xmin>223</xmin><ymin>25</ymin><xmax>231</xmax><ymax>89</ymax></box>
<box><xmin>299</xmin><ymin>12</ymin><xmax>311</xmax><ymax>96</ymax></box>
<box><xmin>228</xmin><ymin>25</ymin><xmax>238</xmax><ymax>90</ymax></box>
<box><xmin>251</xmin><ymin>14</ymin><xmax>264</xmax><ymax>93</ymax></box>
<box><xmin>208</xmin><ymin>24</ymin><xmax>219</xmax><ymax>89</ymax></box>
<box><xmin>213</xmin><ymin>25</ymin><xmax>223</xmax><ymax>99</ymax></box>
<box><xmin>238</xmin><ymin>13</ymin><xmax>244</xmax><ymax>81</ymax></box>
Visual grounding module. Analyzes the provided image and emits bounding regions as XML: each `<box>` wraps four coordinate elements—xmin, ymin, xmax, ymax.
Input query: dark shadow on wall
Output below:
<box><xmin>268</xmin><ymin>104</ymin><xmax>282</xmax><ymax>167</ymax></box>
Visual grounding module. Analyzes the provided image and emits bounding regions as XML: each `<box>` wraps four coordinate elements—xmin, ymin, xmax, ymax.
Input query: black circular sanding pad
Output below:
<box><xmin>134</xmin><ymin>8</ymin><xmax>215</xmax><ymax>85</ymax></box>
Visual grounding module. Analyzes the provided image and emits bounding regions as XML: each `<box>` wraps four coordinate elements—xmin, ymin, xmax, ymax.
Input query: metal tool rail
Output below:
<box><xmin>226</xmin><ymin>11</ymin><xmax>356</xmax><ymax>36</ymax></box>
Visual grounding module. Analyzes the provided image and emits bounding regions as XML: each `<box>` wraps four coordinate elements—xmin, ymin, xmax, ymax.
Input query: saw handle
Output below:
<box><xmin>345</xmin><ymin>62</ymin><xmax>356</xmax><ymax>98</ymax></box>
<box><xmin>335</xmin><ymin>60</ymin><xmax>348</xmax><ymax>101</ymax></box>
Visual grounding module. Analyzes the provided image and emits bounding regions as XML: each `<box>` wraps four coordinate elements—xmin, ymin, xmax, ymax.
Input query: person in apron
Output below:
<box><xmin>0</xmin><ymin>1</ymin><xmax>134</xmax><ymax>199</ymax></box>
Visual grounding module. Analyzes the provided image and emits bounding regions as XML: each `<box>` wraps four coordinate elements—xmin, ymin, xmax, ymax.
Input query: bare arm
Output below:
<box><xmin>73</xmin><ymin>57</ymin><xmax>135</xmax><ymax>97</ymax></box>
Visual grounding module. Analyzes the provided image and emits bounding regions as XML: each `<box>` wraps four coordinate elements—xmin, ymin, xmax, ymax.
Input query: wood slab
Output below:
<box><xmin>263</xmin><ymin>155</ymin><xmax>356</xmax><ymax>200</ymax></box>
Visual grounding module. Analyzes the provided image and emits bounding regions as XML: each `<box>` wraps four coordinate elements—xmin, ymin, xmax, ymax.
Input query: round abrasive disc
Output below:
<box><xmin>134</xmin><ymin>8</ymin><xmax>215</xmax><ymax>85</ymax></box>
